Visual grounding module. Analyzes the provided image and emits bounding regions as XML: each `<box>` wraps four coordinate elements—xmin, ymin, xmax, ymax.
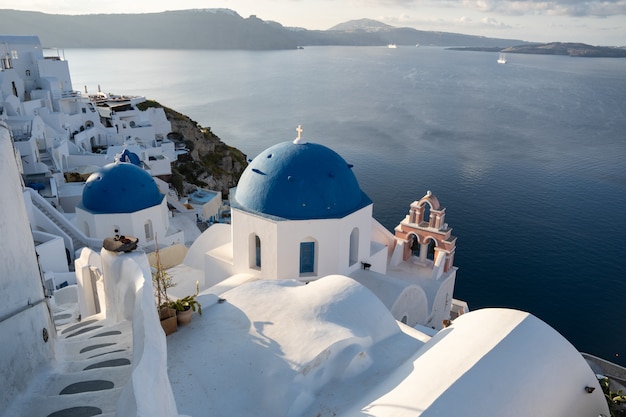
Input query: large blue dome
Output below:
<box><xmin>81</xmin><ymin>162</ymin><xmax>164</xmax><ymax>214</ymax></box>
<box><xmin>232</xmin><ymin>141</ymin><xmax>371</xmax><ymax>220</ymax></box>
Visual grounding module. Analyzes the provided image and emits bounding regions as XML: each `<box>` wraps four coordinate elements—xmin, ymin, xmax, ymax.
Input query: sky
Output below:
<box><xmin>1</xmin><ymin>0</ymin><xmax>625</xmax><ymax>45</ymax></box>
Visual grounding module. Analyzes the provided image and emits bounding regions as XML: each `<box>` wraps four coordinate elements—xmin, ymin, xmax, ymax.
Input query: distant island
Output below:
<box><xmin>449</xmin><ymin>42</ymin><xmax>626</xmax><ymax>58</ymax></box>
<box><xmin>1</xmin><ymin>9</ymin><xmax>623</xmax><ymax>56</ymax></box>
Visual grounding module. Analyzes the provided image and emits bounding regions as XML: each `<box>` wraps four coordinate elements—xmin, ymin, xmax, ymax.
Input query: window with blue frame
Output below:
<box><xmin>255</xmin><ymin>235</ymin><xmax>261</xmax><ymax>268</ymax></box>
<box><xmin>300</xmin><ymin>241</ymin><xmax>315</xmax><ymax>274</ymax></box>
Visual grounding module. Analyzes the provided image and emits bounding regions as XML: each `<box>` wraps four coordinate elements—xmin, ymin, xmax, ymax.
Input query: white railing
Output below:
<box><xmin>25</xmin><ymin>187</ymin><xmax>102</xmax><ymax>252</ymax></box>
<box><xmin>97</xmin><ymin>249</ymin><xmax>185</xmax><ymax>417</ymax></box>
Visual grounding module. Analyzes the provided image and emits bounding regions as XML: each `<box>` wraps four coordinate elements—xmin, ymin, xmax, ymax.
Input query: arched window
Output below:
<box><xmin>300</xmin><ymin>240</ymin><xmax>316</xmax><ymax>275</ymax></box>
<box><xmin>144</xmin><ymin>220</ymin><xmax>153</xmax><ymax>241</ymax></box>
<box><xmin>255</xmin><ymin>235</ymin><xmax>261</xmax><ymax>268</ymax></box>
<box><xmin>249</xmin><ymin>234</ymin><xmax>261</xmax><ymax>269</ymax></box>
<box><xmin>349</xmin><ymin>228</ymin><xmax>359</xmax><ymax>266</ymax></box>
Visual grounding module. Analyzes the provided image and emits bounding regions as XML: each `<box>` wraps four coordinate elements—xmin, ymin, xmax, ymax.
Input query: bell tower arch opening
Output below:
<box><xmin>409</xmin><ymin>233</ymin><xmax>437</xmax><ymax>262</ymax></box>
<box><xmin>422</xmin><ymin>237</ymin><xmax>437</xmax><ymax>262</ymax></box>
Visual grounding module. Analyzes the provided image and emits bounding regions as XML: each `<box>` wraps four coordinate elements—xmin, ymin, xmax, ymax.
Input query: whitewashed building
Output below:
<box><xmin>75</xmin><ymin>161</ymin><xmax>184</xmax><ymax>249</ymax></box>
<box><xmin>172</xmin><ymin>132</ymin><xmax>458</xmax><ymax>330</ymax></box>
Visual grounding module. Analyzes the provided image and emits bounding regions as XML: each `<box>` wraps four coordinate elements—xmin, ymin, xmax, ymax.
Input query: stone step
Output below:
<box><xmin>22</xmin><ymin>387</ymin><xmax>123</xmax><ymax>417</ymax></box>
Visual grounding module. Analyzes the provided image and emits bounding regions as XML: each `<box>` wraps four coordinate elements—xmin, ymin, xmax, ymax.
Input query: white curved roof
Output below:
<box><xmin>350</xmin><ymin>308</ymin><xmax>608</xmax><ymax>417</ymax></box>
<box><xmin>167</xmin><ymin>276</ymin><xmax>609</xmax><ymax>417</ymax></box>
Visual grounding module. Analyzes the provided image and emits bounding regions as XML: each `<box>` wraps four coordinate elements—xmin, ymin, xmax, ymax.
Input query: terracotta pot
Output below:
<box><xmin>159</xmin><ymin>307</ymin><xmax>177</xmax><ymax>335</ymax></box>
<box><xmin>177</xmin><ymin>308</ymin><xmax>193</xmax><ymax>326</ymax></box>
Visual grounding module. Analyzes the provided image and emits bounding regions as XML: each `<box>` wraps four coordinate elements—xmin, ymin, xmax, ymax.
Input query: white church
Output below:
<box><xmin>160</xmin><ymin>129</ymin><xmax>462</xmax><ymax>331</ymax></box>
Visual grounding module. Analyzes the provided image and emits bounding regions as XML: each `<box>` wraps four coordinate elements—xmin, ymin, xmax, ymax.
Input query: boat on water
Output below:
<box><xmin>387</xmin><ymin>43</ymin><xmax>397</xmax><ymax>49</ymax></box>
<box><xmin>0</xmin><ymin>35</ymin><xmax>618</xmax><ymax>417</ymax></box>
<box><xmin>497</xmin><ymin>52</ymin><xmax>508</xmax><ymax>64</ymax></box>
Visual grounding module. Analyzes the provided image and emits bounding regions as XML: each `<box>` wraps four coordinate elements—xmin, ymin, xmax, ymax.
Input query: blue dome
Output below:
<box><xmin>232</xmin><ymin>141</ymin><xmax>371</xmax><ymax>220</ymax></box>
<box><xmin>81</xmin><ymin>162</ymin><xmax>164</xmax><ymax>214</ymax></box>
<box><xmin>117</xmin><ymin>149</ymin><xmax>142</xmax><ymax>167</ymax></box>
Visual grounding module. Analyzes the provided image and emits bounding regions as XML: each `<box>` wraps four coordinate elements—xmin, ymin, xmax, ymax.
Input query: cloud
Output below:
<box><xmin>459</xmin><ymin>0</ymin><xmax>626</xmax><ymax>17</ymax></box>
<box><xmin>480</xmin><ymin>16</ymin><xmax>511</xmax><ymax>26</ymax></box>
<box><xmin>362</xmin><ymin>0</ymin><xmax>626</xmax><ymax>17</ymax></box>
<box><xmin>381</xmin><ymin>12</ymin><xmax>512</xmax><ymax>30</ymax></box>
<box><xmin>453</xmin><ymin>14</ymin><xmax>512</xmax><ymax>28</ymax></box>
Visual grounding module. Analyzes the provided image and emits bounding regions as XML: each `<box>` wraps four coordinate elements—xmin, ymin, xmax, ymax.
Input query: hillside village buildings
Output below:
<box><xmin>0</xmin><ymin>35</ymin><xmax>612</xmax><ymax>417</ymax></box>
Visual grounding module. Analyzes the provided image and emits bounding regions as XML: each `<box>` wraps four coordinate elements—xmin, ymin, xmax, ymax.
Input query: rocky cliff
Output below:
<box><xmin>137</xmin><ymin>100</ymin><xmax>247</xmax><ymax>198</ymax></box>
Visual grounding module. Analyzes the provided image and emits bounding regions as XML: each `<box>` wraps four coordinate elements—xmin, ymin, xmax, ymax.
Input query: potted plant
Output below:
<box><xmin>152</xmin><ymin>236</ymin><xmax>177</xmax><ymax>335</ymax></box>
<box><xmin>167</xmin><ymin>281</ymin><xmax>202</xmax><ymax>326</ymax></box>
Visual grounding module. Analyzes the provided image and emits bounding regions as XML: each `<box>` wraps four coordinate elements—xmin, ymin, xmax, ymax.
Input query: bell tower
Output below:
<box><xmin>394</xmin><ymin>191</ymin><xmax>457</xmax><ymax>278</ymax></box>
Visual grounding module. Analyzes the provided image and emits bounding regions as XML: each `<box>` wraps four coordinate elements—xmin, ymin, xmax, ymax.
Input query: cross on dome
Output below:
<box><xmin>293</xmin><ymin>124</ymin><xmax>307</xmax><ymax>144</ymax></box>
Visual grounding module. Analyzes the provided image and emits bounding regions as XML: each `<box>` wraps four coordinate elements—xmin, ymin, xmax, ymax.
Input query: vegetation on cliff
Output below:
<box><xmin>136</xmin><ymin>100</ymin><xmax>247</xmax><ymax>198</ymax></box>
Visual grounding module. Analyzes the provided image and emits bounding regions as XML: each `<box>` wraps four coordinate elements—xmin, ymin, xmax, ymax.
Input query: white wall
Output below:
<box><xmin>75</xmin><ymin>248</ymin><xmax>103</xmax><ymax>318</ymax></box>
<box><xmin>192</xmin><ymin>190</ymin><xmax>222</xmax><ymax>222</ymax></box>
<box><xmin>427</xmin><ymin>270</ymin><xmax>457</xmax><ymax>329</ymax></box>
<box><xmin>390</xmin><ymin>286</ymin><xmax>429</xmax><ymax>326</ymax></box>
<box><xmin>91</xmin><ymin>248</ymin><xmax>181</xmax><ymax>416</ymax></box>
<box><xmin>146</xmin><ymin>155</ymin><xmax>172</xmax><ymax>176</ymax></box>
<box><xmin>75</xmin><ymin>199</ymin><xmax>174</xmax><ymax>246</ymax></box>
<box><xmin>231</xmin><ymin>204</ymin><xmax>376</xmax><ymax>281</ymax></box>
<box><xmin>33</xmin><ymin>230</ymin><xmax>69</xmax><ymax>273</ymax></box>
<box><xmin>13</xmin><ymin>138</ymin><xmax>40</xmax><ymax>174</ymax></box>
<box><xmin>75</xmin><ymin>246</ymin><xmax>183</xmax><ymax>416</ymax></box>
<box><xmin>231</xmin><ymin>210</ymin><xmax>278</xmax><ymax>278</ymax></box>
<box><xmin>37</xmin><ymin>58</ymin><xmax>72</xmax><ymax>96</ymax></box>
<box><xmin>0</xmin><ymin>123</ymin><xmax>55</xmax><ymax>413</ymax></box>
<box><xmin>66</xmin><ymin>153</ymin><xmax>108</xmax><ymax>168</ymax></box>
<box><xmin>0</xmin><ymin>68</ymin><xmax>23</xmax><ymax>100</ymax></box>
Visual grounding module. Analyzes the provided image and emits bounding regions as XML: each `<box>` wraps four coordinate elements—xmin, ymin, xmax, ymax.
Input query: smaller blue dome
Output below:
<box><xmin>117</xmin><ymin>149</ymin><xmax>142</xmax><ymax>167</ymax></box>
<box><xmin>81</xmin><ymin>162</ymin><xmax>163</xmax><ymax>214</ymax></box>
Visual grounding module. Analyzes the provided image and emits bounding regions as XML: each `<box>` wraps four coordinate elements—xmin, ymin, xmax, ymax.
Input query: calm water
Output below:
<box><xmin>64</xmin><ymin>46</ymin><xmax>626</xmax><ymax>365</ymax></box>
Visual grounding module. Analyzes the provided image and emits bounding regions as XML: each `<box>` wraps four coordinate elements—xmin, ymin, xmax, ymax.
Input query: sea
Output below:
<box><xmin>63</xmin><ymin>46</ymin><xmax>626</xmax><ymax>365</ymax></box>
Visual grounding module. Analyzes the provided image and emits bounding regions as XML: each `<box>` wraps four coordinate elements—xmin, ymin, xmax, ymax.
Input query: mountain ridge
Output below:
<box><xmin>328</xmin><ymin>19</ymin><xmax>395</xmax><ymax>32</ymax></box>
<box><xmin>0</xmin><ymin>8</ymin><xmax>527</xmax><ymax>49</ymax></box>
<box><xmin>3</xmin><ymin>8</ymin><xmax>623</xmax><ymax>55</ymax></box>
